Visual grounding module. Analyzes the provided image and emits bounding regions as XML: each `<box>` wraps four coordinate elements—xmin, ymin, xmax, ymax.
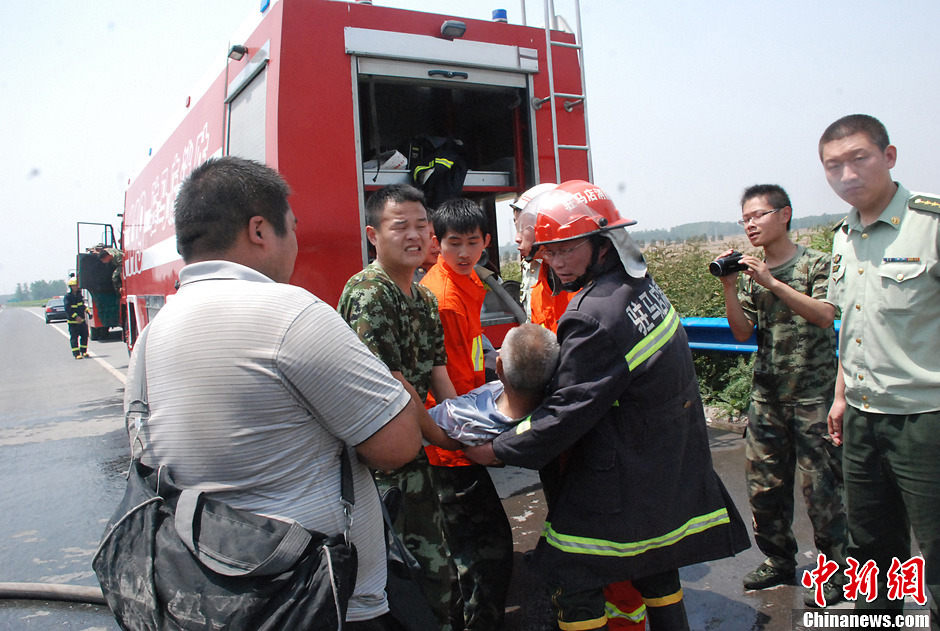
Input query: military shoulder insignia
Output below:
<box><xmin>909</xmin><ymin>194</ymin><xmax>940</xmax><ymax>214</ymax></box>
<box><xmin>831</xmin><ymin>216</ymin><xmax>848</xmax><ymax>231</ymax></box>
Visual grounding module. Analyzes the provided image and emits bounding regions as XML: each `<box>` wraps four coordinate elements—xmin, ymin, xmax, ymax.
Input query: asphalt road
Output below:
<box><xmin>0</xmin><ymin>305</ymin><xmax>927</xmax><ymax>630</ymax></box>
<box><xmin>0</xmin><ymin>305</ymin><xmax>128</xmax><ymax>629</ymax></box>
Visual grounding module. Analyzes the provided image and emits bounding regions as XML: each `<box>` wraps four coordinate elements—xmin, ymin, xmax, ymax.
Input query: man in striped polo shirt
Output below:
<box><xmin>129</xmin><ymin>157</ymin><xmax>425</xmax><ymax>629</ymax></box>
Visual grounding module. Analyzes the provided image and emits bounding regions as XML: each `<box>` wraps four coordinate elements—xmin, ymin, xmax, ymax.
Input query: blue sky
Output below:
<box><xmin>2</xmin><ymin>0</ymin><xmax>938</xmax><ymax>294</ymax></box>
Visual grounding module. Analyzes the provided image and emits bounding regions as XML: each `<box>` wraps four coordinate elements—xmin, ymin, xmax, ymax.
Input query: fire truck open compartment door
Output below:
<box><xmin>75</xmin><ymin>222</ymin><xmax>121</xmax><ymax>341</ymax></box>
<box><xmin>350</xmin><ymin>28</ymin><xmax>538</xmax><ymax>191</ymax></box>
<box><xmin>355</xmin><ymin>58</ymin><xmax>531</xmax><ymax>188</ymax></box>
<box><xmin>349</xmin><ymin>28</ymin><xmax>538</xmax><ymax>329</ymax></box>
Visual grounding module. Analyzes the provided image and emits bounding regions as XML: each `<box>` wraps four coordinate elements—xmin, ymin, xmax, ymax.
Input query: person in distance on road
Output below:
<box><xmin>63</xmin><ymin>278</ymin><xmax>89</xmax><ymax>359</ymax></box>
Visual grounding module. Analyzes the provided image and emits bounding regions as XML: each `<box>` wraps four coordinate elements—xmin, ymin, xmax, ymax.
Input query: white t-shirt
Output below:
<box><xmin>126</xmin><ymin>260</ymin><xmax>410</xmax><ymax>621</ymax></box>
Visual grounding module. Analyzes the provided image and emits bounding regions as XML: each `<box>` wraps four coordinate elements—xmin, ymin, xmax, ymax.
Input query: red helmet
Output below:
<box><xmin>531</xmin><ymin>180</ymin><xmax>636</xmax><ymax>246</ymax></box>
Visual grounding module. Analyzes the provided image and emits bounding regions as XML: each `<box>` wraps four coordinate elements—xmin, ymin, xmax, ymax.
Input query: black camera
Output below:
<box><xmin>709</xmin><ymin>251</ymin><xmax>748</xmax><ymax>277</ymax></box>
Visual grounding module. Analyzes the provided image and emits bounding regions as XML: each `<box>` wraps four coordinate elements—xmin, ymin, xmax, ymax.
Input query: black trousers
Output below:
<box><xmin>68</xmin><ymin>322</ymin><xmax>88</xmax><ymax>356</ymax></box>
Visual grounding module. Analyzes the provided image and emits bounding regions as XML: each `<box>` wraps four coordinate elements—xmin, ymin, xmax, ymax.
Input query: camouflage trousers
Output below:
<box><xmin>431</xmin><ymin>464</ymin><xmax>514</xmax><ymax>631</ymax></box>
<box><xmin>375</xmin><ymin>450</ymin><xmax>454</xmax><ymax>631</ymax></box>
<box><xmin>745</xmin><ymin>399</ymin><xmax>847</xmax><ymax>571</ymax></box>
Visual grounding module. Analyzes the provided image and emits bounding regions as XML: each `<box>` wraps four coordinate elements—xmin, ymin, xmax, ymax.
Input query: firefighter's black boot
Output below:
<box><xmin>634</xmin><ymin>569</ymin><xmax>690</xmax><ymax>631</ymax></box>
<box><xmin>643</xmin><ymin>599</ymin><xmax>689</xmax><ymax>631</ymax></box>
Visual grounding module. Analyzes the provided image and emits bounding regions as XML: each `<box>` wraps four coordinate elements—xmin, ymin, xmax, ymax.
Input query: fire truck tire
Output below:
<box><xmin>90</xmin><ymin>326</ymin><xmax>103</xmax><ymax>341</ymax></box>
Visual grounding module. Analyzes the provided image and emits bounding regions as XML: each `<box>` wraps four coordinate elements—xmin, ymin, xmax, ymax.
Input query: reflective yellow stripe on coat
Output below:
<box><xmin>624</xmin><ymin>305</ymin><xmax>679</xmax><ymax>371</ymax></box>
<box><xmin>542</xmin><ymin>507</ymin><xmax>732</xmax><ymax>557</ymax></box>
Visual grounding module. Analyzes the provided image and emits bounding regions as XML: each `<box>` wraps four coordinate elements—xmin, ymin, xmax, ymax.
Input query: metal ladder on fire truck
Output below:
<box><xmin>523</xmin><ymin>0</ymin><xmax>593</xmax><ymax>183</ymax></box>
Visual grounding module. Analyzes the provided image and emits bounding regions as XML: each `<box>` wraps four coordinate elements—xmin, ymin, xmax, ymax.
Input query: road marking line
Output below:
<box><xmin>29</xmin><ymin>310</ymin><xmax>127</xmax><ymax>384</ymax></box>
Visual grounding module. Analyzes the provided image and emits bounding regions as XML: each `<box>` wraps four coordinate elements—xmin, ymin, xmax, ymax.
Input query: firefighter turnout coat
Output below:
<box><xmin>492</xmin><ymin>260</ymin><xmax>750</xmax><ymax>591</ymax></box>
<box><xmin>64</xmin><ymin>290</ymin><xmax>87</xmax><ymax>325</ymax></box>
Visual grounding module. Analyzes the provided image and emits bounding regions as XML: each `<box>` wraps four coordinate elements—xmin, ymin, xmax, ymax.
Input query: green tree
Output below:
<box><xmin>799</xmin><ymin>224</ymin><xmax>836</xmax><ymax>254</ymax></box>
<box><xmin>13</xmin><ymin>283</ymin><xmax>29</xmax><ymax>302</ymax></box>
<box><xmin>500</xmin><ymin>260</ymin><xmax>522</xmax><ymax>283</ymax></box>
<box><xmin>29</xmin><ymin>280</ymin><xmax>66</xmax><ymax>301</ymax></box>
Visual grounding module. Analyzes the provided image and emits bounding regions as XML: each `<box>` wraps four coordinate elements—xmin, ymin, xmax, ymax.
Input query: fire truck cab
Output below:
<box><xmin>122</xmin><ymin>0</ymin><xmax>591</xmax><ymax>347</ymax></box>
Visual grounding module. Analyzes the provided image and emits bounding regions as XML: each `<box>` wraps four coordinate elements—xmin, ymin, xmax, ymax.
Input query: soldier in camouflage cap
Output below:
<box><xmin>338</xmin><ymin>183</ymin><xmax>461</xmax><ymax>631</ymax></box>
<box><xmin>717</xmin><ymin>183</ymin><xmax>847</xmax><ymax>607</ymax></box>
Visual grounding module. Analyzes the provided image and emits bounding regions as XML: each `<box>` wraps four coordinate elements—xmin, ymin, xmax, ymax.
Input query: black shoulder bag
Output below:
<box><xmin>92</xmin><ymin>326</ymin><xmax>358</xmax><ymax>631</ymax></box>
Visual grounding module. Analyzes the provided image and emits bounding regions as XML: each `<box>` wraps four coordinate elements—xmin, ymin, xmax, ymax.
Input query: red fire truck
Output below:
<box><xmin>121</xmin><ymin>0</ymin><xmax>592</xmax><ymax>348</ymax></box>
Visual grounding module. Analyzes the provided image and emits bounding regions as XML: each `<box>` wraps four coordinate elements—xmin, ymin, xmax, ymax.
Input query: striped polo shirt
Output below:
<box><xmin>126</xmin><ymin>260</ymin><xmax>410</xmax><ymax>621</ymax></box>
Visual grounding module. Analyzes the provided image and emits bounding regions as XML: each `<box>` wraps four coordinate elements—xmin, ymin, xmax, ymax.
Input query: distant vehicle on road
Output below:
<box><xmin>44</xmin><ymin>297</ymin><xmax>66</xmax><ymax>324</ymax></box>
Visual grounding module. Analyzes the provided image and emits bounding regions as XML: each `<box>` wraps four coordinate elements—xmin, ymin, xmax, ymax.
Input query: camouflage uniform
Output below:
<box><xmin>430</xmin><ymin>465</ymin><xmax>512</xmax><ymax>630</ymax></box>
<box><xmin>739</xmin><ymin>245</ymin><xmax>847</xmax><ymax>572</ymax></box>
<box><xmin>338</xmin><ymin>262</ymin><xmax>454</xmax><ymax>630</ymax></box>
<box><xmin>103</xmin><ymin>248</ymin><xmax>123</xmax><ymax>293</ymax></box>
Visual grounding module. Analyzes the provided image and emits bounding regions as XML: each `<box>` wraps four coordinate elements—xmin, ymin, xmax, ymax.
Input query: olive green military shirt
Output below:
<box><xmin>824</xmin><ymin>184</ymin><xmax>940</xmax><ymax>415</ymax></box>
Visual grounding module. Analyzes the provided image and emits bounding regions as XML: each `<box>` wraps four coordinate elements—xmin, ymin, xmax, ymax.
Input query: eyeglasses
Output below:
<box><xmin>737</xmin><ymin>208</ymin><xmax>782</xmax><ymax>227</ymax></box>
<box><xmin>541</xmin><ymin>239</ymin><xmax>590</xmax><ymax>261</ymax></box>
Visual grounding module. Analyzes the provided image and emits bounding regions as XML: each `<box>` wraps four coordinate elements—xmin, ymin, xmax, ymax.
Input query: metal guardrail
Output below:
<box><xmin>681</xmin><ymin>317</ymin><xmax>841</xmax><ymax>354</ymax></box>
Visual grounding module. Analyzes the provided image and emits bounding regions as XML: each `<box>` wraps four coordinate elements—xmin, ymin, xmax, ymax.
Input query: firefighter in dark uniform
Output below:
<box><xmin>64</xmin><ymin>278</ymin><xmax>89</xmax><ymax>359</ymax></box>
<box><xmin>466</xmin><ymin>181</ymin><xmax>750</xmax><ymax>631</ymax></box>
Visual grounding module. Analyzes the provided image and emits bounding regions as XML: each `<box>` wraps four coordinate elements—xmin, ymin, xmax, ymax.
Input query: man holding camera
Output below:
<box><xmin>717</xmin><ymin>184</ymin><xmax>847</xmax><ymax>606</ymax></box>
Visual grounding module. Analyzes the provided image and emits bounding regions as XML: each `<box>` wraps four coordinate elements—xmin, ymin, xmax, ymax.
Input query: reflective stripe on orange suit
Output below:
<box><xmin>604</xmin><ymin>581</ymin><xmax>646</xmax><ymax>628</ymax></box>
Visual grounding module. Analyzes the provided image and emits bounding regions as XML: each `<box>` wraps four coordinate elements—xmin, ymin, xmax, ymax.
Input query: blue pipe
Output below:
<box><xmin>681</xmin><ymin>317</ymin><xmax>840</xmax><ymax>354</ymax></box>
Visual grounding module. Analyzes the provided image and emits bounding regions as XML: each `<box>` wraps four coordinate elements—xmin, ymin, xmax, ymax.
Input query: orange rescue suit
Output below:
<box><xmin>420</xmin><ymin>257</ymin><xmax>486</xmax><ymax>467</ymax></box>
<box><xmin>530</xmin><ymin>261</ymin><xmax>571</xmax><ymax>333</ymax></box>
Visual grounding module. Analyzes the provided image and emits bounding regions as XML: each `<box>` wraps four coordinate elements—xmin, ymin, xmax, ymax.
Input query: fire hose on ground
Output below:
<box><xmin>0</xmin><ymin>582</ymin><xmax>107</xmax><ymax>606</ymax></box>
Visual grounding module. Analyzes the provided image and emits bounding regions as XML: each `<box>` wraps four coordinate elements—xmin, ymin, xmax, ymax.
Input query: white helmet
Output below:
<box><xmin>510</xmin><ymin>183</ymin><xmax>557</xmax><ymax>212</ymax></box>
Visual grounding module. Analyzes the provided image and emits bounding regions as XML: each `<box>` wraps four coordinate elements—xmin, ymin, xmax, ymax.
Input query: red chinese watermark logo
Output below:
<box><xmin>801</xmin><ymin>553</ymin><xmax>839</xmax><ymax>607</ymax></box>
<box><xmin>843</xmin><ymin>557</ymin><xmax>879</xmax><ymax>603</ymax></box>
<box><xmin>886</xmin><ymin>557</ymin><xmax>926</xmax><ymax>605</ymax></box>
<box><xmin>801</xmin><ymin>554</ymin><xmax>926</xmax><ymax>607</ymax></box>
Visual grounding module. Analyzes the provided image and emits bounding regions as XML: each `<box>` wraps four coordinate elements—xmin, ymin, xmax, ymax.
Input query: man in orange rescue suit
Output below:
<box><xmin>419</xmin><ymin>197</ymin><xmax>514</xmax><ymax>630</ymax></box>
<box><xmin>466</xmin><ymin>181</ymin><xmax>750</xmax><ymax>631</ymax></box>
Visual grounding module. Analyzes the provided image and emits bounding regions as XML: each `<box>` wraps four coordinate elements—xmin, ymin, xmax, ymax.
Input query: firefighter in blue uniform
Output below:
<box><xmin>466</xmin><ymin>181</ymin><xmax>750</xmax><ymax>630</ymax></box>
<box><xmin>64</xmin><ymin>278</ymin><xmax>89</xmax><ymax>358</ymax></box>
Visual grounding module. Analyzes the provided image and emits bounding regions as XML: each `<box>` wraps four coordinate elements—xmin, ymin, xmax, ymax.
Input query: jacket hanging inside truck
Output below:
<box><xmin>410</xmin><ymin>135</ymin><xmax>468</xmax><ymax>210</ymax></box>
